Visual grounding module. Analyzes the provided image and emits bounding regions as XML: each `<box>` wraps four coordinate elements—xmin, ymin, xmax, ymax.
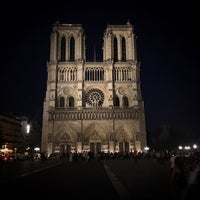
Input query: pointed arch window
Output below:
<box><xmin>84</xmin><ymin>67</ymin><xmax>104</xmax><ymax>81</ymax></box>
<box><xmin>69</xmin><ymin>96</ymin><xmax>74</xmax><ymax>107</ymax></box>
<box><xmin>61</xmin><ymin>36</ymin><xmax>66</xmax><ymax>61</ymax></box>
<box><xmin>70</xmin><ymin>36</ymin><xmax>75</xmax><ymax>61</ymax></box>
<box><xmin>114</xmin><ymin>37</ymin><xmax>118</xmax><ymax>62</ymax></box>
<box><xmin>114</xmin><ymin>95</ymin><xmax>120</xmax><ymax>107</ymax></box>
<box><xmin>121</xmin><ymin>37</ymin><xmax>126</xmax><ymax>61</ymax></box>
<box><xmin>123</xmin><ymin>96</ymin><xmax>129</xmax><ymax>107</ymax></box>
<box><xmin>60</xmin><ymin>96</ymin><xmax>65</xmax><ymax>108</ymax></box>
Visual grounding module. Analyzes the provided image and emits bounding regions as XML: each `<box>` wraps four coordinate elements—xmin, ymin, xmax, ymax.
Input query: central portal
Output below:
<box><xmin>90</xmin><ymin>142</ymin><xmax>101</xmax><ymax>154</ymax></box>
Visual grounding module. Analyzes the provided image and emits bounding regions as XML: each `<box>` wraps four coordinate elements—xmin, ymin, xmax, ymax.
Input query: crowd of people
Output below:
<box><xmin>169</xmin><ymin>153</ymin><xmax>200</xmax><ymax>200</ymax></box>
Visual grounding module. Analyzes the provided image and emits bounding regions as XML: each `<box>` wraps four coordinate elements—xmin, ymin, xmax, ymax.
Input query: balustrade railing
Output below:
<box><xmin>48</xmin><ymin>107</ymin><xmax>139</xmax><ymax>121</ymax></box>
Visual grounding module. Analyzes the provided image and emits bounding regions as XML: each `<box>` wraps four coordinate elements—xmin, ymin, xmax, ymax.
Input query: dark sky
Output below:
<box><xmin>0</xmin><ymin>1</ymin><xmax>199</xmax><ymax>140</ymax></box>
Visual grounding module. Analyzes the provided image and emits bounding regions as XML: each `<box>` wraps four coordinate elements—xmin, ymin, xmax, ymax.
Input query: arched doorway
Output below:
<box><xmin>90</xmin><ymin>142</ymin><xmax>101</xmax><ymax>153</ymax></box>
<box><xmin>60</xmin><ymin>144</ymin><xmax>65</xmax><ymax>153</ymax></box>
<box><xmin>66</xmin><ymin>144</ymin><xmax>71</xmax><ymax>153</ymax></box>
<box><xmin>119</xmin><ymin>142</ymin><xmax>129</xmax><ymax>153</ymax></box>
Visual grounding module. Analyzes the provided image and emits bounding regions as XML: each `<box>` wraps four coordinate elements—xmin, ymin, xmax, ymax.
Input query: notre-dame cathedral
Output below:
<box><xmin>41</xmin><ymin>20</ymin><xmax>147</xmax><ymax>156</ymax></box>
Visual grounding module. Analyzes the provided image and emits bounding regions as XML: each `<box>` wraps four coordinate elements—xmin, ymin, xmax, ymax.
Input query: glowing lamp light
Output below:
<box><xmin>193</xmin><ymin>144</ymin><xmax>198</xmax><ymax>149</ymax></box>
<box><xmin>34</xmin><ymin>147</ymin><xmax>40</xmax><ymax>152</ymax></box>
<box><xmin>178</xmin><ymin>146</ymin><xmax>183</xmax><ymax>150</ymax></box>
<box><xmin>144</xmin><ymin>146</ymin><xmax>149</xmax><ymax>151</ymax></box>
<box><xmin>26</xmin><ymin>124</ymin><xmax>30</xmax><ymax>133</ymax></box>
<box><xmin>184</xmin><ymin>146</ymin><xmax>190</xmax><ymax>150</ymax></box>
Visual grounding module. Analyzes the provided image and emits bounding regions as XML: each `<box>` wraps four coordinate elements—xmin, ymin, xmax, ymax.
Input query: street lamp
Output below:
<box><xmin>178</xmin><ymin>145</ymin><xmax>183</xmax><ymax>150</ymax></box>
<box><xmin>144</xmin><ymin>146</ymin><xmax>149</xmax><ymax>152</ymax></box>
<box><xmin>26</xmin><ymin>124</ymin><xmax>30</xmax><ymax>134</ymax></box>
<box><xmin>193</xmin><ymin>144</ymin><xmax>198</xmax><ymax>149</ymax></box>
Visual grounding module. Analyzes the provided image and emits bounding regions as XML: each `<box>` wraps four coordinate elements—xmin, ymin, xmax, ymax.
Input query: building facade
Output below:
<box><xmin>0</xmin><ymin>112</ymin><xmax>41</xmax><ymax>154</ymax></box>
<box><xmin>41</xmin><ymin>21</ymin><xmax>147</xmax><ymax>156</ymax></box>
<box><xmin>0</xmin><ymin>112</ymin><xmax>23</xmax><ymax>151</ymax></box>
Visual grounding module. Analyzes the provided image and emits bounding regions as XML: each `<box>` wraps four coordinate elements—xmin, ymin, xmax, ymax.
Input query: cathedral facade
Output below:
<box><xmin>41</xmin><ymin>21</ymin><xmax>147</xmax><ymax>156</ymax></box>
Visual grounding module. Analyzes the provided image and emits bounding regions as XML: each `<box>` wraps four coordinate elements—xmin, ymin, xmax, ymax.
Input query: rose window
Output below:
<box><xmin>85</xmin><ymin>89</ymin><xmax>104</xmax><ymax>107</ymax></box>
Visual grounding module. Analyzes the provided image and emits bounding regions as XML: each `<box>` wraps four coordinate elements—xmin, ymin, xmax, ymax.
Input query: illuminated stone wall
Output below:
<box><xmin>41</xmin><ymin>21</ymin><xmax>147</xmax><ymax>156</ymax></box>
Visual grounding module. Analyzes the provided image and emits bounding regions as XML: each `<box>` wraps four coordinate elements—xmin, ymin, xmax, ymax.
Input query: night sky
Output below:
<box><xmin>0</xmin><ymin>1</ymin><xmax>199</xmax><ymax>140</ymax></box>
